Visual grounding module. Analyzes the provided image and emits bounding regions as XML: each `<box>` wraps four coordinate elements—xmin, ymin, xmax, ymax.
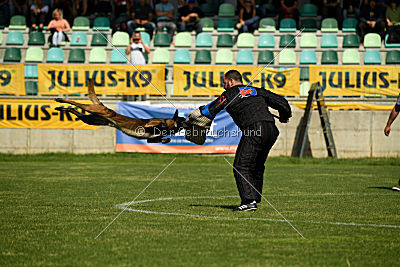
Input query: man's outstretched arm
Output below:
<box><xmin>385</xmin><ymin>104</ymin><xmax>400</xmax><ymax>136</ymax></box>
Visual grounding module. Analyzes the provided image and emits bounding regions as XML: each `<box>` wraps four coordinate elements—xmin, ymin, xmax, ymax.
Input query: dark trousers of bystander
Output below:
<box><xmin>357</xmin><ymin>20</ymin><xmax>386</xmax><ymax>43</ymax></box>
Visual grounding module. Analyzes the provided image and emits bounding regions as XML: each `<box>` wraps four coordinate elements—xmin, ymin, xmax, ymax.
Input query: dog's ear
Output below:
<box><xmin>172</xmin><ymin>109</ymin><xmax>178</xmax><ymax>120</ymax></box>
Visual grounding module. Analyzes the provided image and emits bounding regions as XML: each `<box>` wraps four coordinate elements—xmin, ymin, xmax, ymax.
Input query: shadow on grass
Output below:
<box><xmin>367</xmin><ymin>186</ymin><xmax>393</xmax><ymax>190</ymax></box>
<box><xmin>190</xmin><ymin>204</ymin><xmax>237</xmax><ymax>210</ymax></box>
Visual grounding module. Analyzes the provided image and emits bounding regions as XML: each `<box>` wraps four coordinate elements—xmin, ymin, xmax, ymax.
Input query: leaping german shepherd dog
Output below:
<box><xmin>54</xmin><ymin>79</ymin><xmax>185</xmax><ymax>144</ymax></box>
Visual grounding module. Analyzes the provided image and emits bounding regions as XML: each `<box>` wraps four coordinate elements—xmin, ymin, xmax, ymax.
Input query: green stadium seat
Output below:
<box><xmin>112</xmin><ymin>31</ymin><xmax>130</xmax><ymax>47</ymax></box>
<box><xmin>0</xmin><ymin>32</ymin><xmax>3</xmax><ymax>45</ymax></box>
<box><xmin>25</xmin><ymin>47</ymin><xmax>44</xmax><ymax>62</ymax></box>
<box><xmin>217</xmin><ymin>34</ymin><xmax>234</xmax><ymax>47</ymax></box>
<box><xmin>196</xmin><ymin>32</ymin><xmax>213</xmax><ymax>47</ymax></box>
<box><xmin>237</xmin><ymin>33</ymin><xmax>254</xmax><ymax>48</ymax></box>
<box><xmin>24</xmin><ymin>65</ymin><xmax>38</xmax><ymax>78</ymax></box>
<box><xmin>9</xmin><ymin>15</ymin><xmax>26</xmax><ymax>30</ymax></box>
<box><xmin>194</xmin><ymin>50</ymin><xmax>211</xmax><ymax>64</ymax></box>
<box><xmin>153</xmin><ymin>32</ymin><xmax>171</xmax><ymax>47</ymax></box>
<box><xmin>321</xmin><ymin>18</ymin><xmax>338</xmax><ymax>32</ymax></box>
<box><xmin>279</xmin><ymin>49</ymin><xmax>296</xmax><ymax>64</ymax></box>
<box><xmin>175</xmin><ymin>32</ymin><xmax>192</xmax><ymax>47</ymax></box>
<box><xmin>237</xmin><ymin>50</ymin><xmax>254</xmax><ymax>64</ymax></box>
<box><xmin>215</xmin><ymin>49</ymin><xmax>233</xmax><ymax>64</ymax></box>
<box><xmin>279</xmin><ymin>18</ymin><xmax>296</xmax><ymax>32</ymax></box>
<box><xmin>217</xmin><ymin>18</ymin><xmax>234</xmax><ymax>32</ymax></box>
<box><xmin>72</xmin><ymin>16</ymin><xmax>90</xmax><ymax>31</ymax></box>
<box><xmin>68</xmin><ymin>48</ymin><xmax>85</xmax><ymax>63</ymax></box>
<box><xmin>257</xmin><ymin>50</ymin><xmax>274</xmax><ymax>65</ymax></box>
<box><xmin>93</xmin><ymin>17</ymin><xmax>110</xmax><ymax>31</ymax></box>
<box><xmin>258</xmin><ymin>18</ymin><xmax>276</xmax><ymax>32</ymax></box>
<box><xmin>28</xmin><ymin>31</ymin><xmax>45</xmax><ymax>45</ymax></box>
<box><xmin>6</xmin><ymin>31</ymin><xmax>24</xmax><ymax>45</ymax></box>
<box><xmin>46</xmin><ymin>47</ymin><xmax>64</xmax><ymax>63</ymax></box>
<box><xmin>200</xmin><ymin>17</ymin><xmax>214</xmax><ymax>32</ymax></box>
<box><xmin>25</xmin><ymin>81</ymin><xmax>38</xmax><ymax>95</ymax></box>
<box><xmin>364</xmin><ymin>33</ymin><xmax>381</xmax><ymax>48</ymax></box>
<box><xmin>199</xmin><ymin>3</ymin><xmax>214</xmax><ymax>17</ymax></box>
<box><xmin>385</xmin><ymin>34</ymin><xmax>400</xmax><ymax>48</ymax></box>
<box><xmin>173</xmin><ymin>49</ymin><xmax>191</xmax><ymax>64</ymax></box>
<box><xmin>3</xmin><ymin>47</ymin><xmax>21</xmax><ymax>62</ymax></box>
<box><xmin>70</xmin><ymin>32</ymin><xmax>88</xmax><ymax>46</ymax></box>
<box><xmin>300</xmin><ymin>3</ymin><xmax>317</xmax><ymax>17</ymax></box>
<box><xmin>300</xmin><ymin>18</ymin><xmax>317</xmax><ymax>32</ymax></box>
<box><xmin>300</xmin><ymin>67</ymin><xmax>309</xmax><ymax>80</ymax></box>
<box><xmin>300</xmin><ymin>33</ymin><xmax>317</xmax><ymax>48</ymax></box>
<box><xmin>152</xmin><ymin>48</ymin><xmax>170</xmax><ymax>63</ymax></box>
<box><xmin>89</xmin><ymin>48</ymin><xmax>107</xmax><ymax>63</ymax></box>
<box><xmin>218</xmin><ymin>3</ymin><xmax>235</xmax><ymax>17</ymax></box>
<box><xmin>91</xmin><ymin>33</ymin><xmax>108</xmax><ymax>46</ymax></box>
<box><xmin>342</xmin><ymin>49</ymin><xmax>360</xmax><ymax>64</ymax></box>
<box><xmin>385</xmin><ymin>50</ymin><xmax>400</xmax><ymax>64</ymax></box>
<box><xmin>364</xmin><ymin>50</ymin><xmax>381</xmax><ymax>64</ymax></box>
<box><xmin>140</xmin><ymin>32</ymin><xmax>150</xmax><ymax>46</ymax></box>
<box><xmin>110</xmin><ymin>48</ymin><xmax>127</xmax><ymax>63</ymax></box>
<box><xmin>300</xmin><ymin>50</ymin><xmax>317</xmax><ymax>64</ymax></box>
<box><xmin>258</xmin><ymin>33</ymin><xmax>275</xmax><ymax>48</ymax></box>
<box><xmin>321</xmin><ymin>50</ymin><xmax>338</xmax><ymax>64</ymax></box>
<box><xmin>279</xmin><ymin>34</ymin><xmax>296</xmax><ymax>48</ymax></box>
<box><xmin>321</xmin><ymin>34</ymin><xmax>338</xmax><ymax>48</ymax></box>
<box><xmin>343</xmin><ymin>34</ymin><xmax>360</xmax><ymax>48</ymax></box>
<box><xmin>262</xmin><ymin>3</ymin><xmax>277</xmax><ymax>17</ymax></box>
<box><xmin>342</xmin><ymin>18</ymin><xmax>358</xmax><ymax>32</ymax></box>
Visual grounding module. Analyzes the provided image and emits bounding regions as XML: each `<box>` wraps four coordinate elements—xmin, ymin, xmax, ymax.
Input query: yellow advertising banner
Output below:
<box><xmin>294</xmin><ymin>102</ymin><xmax>394</xmax><ymax>111</ymax></box>
<box><xmin>0</xmin><ymin>64</ymin><xmax>25</xmax><ymax>95</ymax></box>
<box><xmin>38</xmin><ymin>64</ymin><xmax>165</xmax><ymax>95</ymax></box>
<box><xmin>173</xmin><ymin>65</ymin><xmax>300</xmax><ymax>96</ymax></box>
<box><xmin>309</xmin><ymin>66</ymin><xmax>400</xmax><ymax>96</ymax></box>
<box><xmin>0</xmin><ymin>99</ymin><xmax>98</xmax><ymax>129</ymax></box>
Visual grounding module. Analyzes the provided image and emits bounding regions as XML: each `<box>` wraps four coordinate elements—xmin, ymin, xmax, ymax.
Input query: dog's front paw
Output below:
<box><xmin>54</xmin><ymin>98</ymin><xmax>64</xmax><ymax>103</ymax></box>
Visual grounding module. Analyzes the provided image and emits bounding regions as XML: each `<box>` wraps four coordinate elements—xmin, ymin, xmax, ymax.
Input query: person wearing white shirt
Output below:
<box><xmin>125</xmin><ymin>32</ymin><xmax>150</xmax><ymax>65</ymax></box>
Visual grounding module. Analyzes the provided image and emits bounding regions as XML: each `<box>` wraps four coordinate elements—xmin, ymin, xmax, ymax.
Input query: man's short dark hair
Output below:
<box><xmin>224</xmin><ymin>70</ymin><xmax>243</xmax><ymax>83</ymax></box>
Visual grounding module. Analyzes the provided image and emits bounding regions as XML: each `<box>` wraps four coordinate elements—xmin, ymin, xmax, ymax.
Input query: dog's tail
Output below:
<box><xmin>87</xmin><ymin>79</ymin><xmax>102</xmax><ymax>105</ymax></box>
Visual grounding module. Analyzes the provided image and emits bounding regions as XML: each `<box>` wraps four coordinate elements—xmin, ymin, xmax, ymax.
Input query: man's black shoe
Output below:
<box><xmin>232</xmin><ymin>201</ymin><xmax>257</xmax><ymax>212</ymax></box>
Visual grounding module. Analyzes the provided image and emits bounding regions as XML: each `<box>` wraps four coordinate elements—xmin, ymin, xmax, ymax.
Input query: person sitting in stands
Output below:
<box><xmin>127</xmin><ymin>0</ymin><xmax>155</xmax><ymax>39</ymax></box>
<box><xmin>178</xmin><ymin>0</ymin><xmax>203</xmax><ymax>34</ymax></box>
<box><xmin>30</xmin><ymin>0</ymin><xmax>49</xmax><ymax>31</ymax></box>
<box><xmin>357</xmin><ymin>0</ymin><xmax>385</xmax><ymax>44</ymax></box>
<box><xmin>237</xmin><ymin>0</ymin><xmax>259</xmax><ymax>33</ymax></box>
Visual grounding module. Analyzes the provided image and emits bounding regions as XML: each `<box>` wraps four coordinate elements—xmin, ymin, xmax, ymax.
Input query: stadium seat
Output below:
<box><xmin>217</xmin><ymin>34</ymin><xmax>234</xmax><ymax>47</ymax></box>
<box><xmin>300</xmin><ymin>33</ymin><xmax>317</xmax><ymax>48</ymax></box>
<box><xmin>175</xmin><ymin>32</ymin><xmax>192</xmax><ymax>47</ymax></box>
<box><xmin>0</xmin><ymin>32</ymin><xmax>3</xmax><ymax>45</ymax></box>
<box><xmin>300</xmin><ymin>18</ymin><xmax>317</xmax><ymax>32</ymax></box>
<box><xmin>321</xmin><ymin>34</ymin><xmax>338</xmax><ymax>48</ymax></box>
<box><xmin>110</xmin><ymin>48</ymin><xmax>127</xmax><ymax>63</ymax></box>
<box><xmin>93</xmin><ymin>17</ymin><xmax>110</xmax><ymax>31</ymax></box>
<box><xmin>4</xmin><ymin>47</ymin><xmax>21</xmax><ymax>62</ymax></box>
<box><xmin>237</xmin><ymin>33</ymin><xmax>254</xmax><ymax>48</ymax></box>
<box><xmin>300</xmin><ymin>50</ymin><xmax>317</xmax><ymax>64</ymax></box>
<box><xmin>364</xmin><ymin>33</ymin><xmax>381</xmax><ymax>48</ymax></box>
<box><xmin>258</xmin><ymin>33</ymin><xmax>274</xmax><ymax>48</ymax></box>
<box><xmin>72</xmin><ymin>16</ymin><xmax>90</xmax><ymax>31</ymax></box>
<box><xmin>196</xmin><ymin>32</ymin><xmax>213</xmax><ymax>47</ymax></box>
<box><xmin>9</xmin><ymin>15</ymin><xmax>26</xmax><ymax>30</ymax></box>
<box><xmin>153</xmin><ymin>32</ymin><xmax>171</xmax><ymax>47</ymax></box>
<box><xmin>70</xmin><ymin>32</ymin><xmax>88</xmax><ymax>46</ymax></box>
<box><xmin>6</xmin><ymin>31</ymin><xmax>24</xmax><ymax>45</ymax></box>
<box><xmin>385</xmin><ymin>50</ymin><xmax>400</xmax><ymax>64</ymax></box>
<box><xmin>199</xmin><ymin>3</ymin><xmax>214</xmax><ymax>17</ymax></box>
<box><xmin>262</xmin><ymin>3</ymin><xmax>277</xmax><ymax>17</ymax></box>
<box><xmin>279</xmin><ymin>49</ymin><xmax>296</xmax><ymax>64</ymax></box>
<box><xmin>300</xmin><ymin>67</ymin><xmax>309</xmax><ymax>80</ymax></box>
<box><xmin>112</xmin><ymin>31</ymin><xmax>130</xmax><ymax>47</ymax></box>
<box><xmin>257</xmin><ymin>50</ymin><xmax>274</xmax><ymax>65</ymax></box>
<box><xmin>89</xmin><ymin>48</ymin><xmax>107</xmax><ymax>63</ymax></box>
<box><xmin>384</xmin><ymin>34</ymin><xmax>400</xmax><ymax>48</ymax></box>
<box><xmin>279</xmin><ymin>18</ymin><xmax>296</xmax><ymax>32</ymax></box>
<box><xmin>91</xmin><ymin>33</ymin><xmax>108</xmax><ymax>46</ymax></box>
<box><xmin>343</xmin><ymin>34</ymin><xmax>360</xmax><ymax>48</ymax></box>
<box><xmin>200</xmin><ymin>17</ymin><xmax>214</xmax><ymax>32</ymax></box>
<box><xmin>321</xmin><ymin>18</ymin><xmax>338</xmax><ymax>32</ymax></box>
<box><xmin>194</xmin><ymin>50</ymin><xmax>211</xmax><ymax>64</ymax></box>
<box><xmin>28</xmin><ymin>31</ymin><xmax>45</xmax><ymax>45</ymax></box>
<box><xmin>25</xmin><ymin>81</ymin><xmax>38</xmax><ymax>95</ymax></box>
<box><xmin>25</xmin><ymin>47</ymin><xmax>44</xmax><ymax>62</ymax></box>
<box><xmin>68</xmin><ymin>48</ymin><xmax>85</xmax><ymax>63</ymax></box>
<box><xmin>300</xmin><ymin>3</ymin><xmax>317</xmax><ymax>17</ymax></box>
<box><xmin>152</xmin><ymin>48</ymin><xmax>170</xmax><ymax>64</ymax></box>
<box><xmin>364</xmin><ymin>50</ymin><xmax>381</xmax><ymax>64</ymax></box>
<box><xmin>46</xmin><ymin>47</ymin><xmax>64</xmax><ymax>63</ymax></box>
<box><xmin>342</xmin><ymin>18</ymin><xmax>358</xmax><ymax>32</ymax></box>
<box><xmin>237</xmin><ymin>50</ymin><xmax>254</xmax><ymax>64</ymax></box>
<box><xmin>24</xmin><ymin>64</ymin><xmax>38</xmax><ymax>78</ymax></box>
<box><xmin>321</xmin><ymin>50</ymin><xmax>338</xmax><ymax>64</ymax></box>
<box><xmin>215</xmin><ymin>49</ymin><xmax>233</xmax><ymax>64</ymax></box>
<box><xmin>279</xmin><ymin>34</ymin><xmax>296</xmax><ymax>48</ymax></box>
<box><xmin>342</xmin><ymin>49</ymin><xmax>360</xmax><ymax>64</ymax></box>
<box><xmin>173</xmin><ymin>49</ymin><xmax>191</xmax><ymax>64</ymax></box>
<box><xmin>140</xmin><ymin>32</ymin><xmax>150</xmax><ymax>46</ymax></box>
<box><xmin>218</xmin><ymin>3</ymin><xmax>235</xmax><ymax>17</ymax></box>
<box><xmin>217</xmin><ymin>18</ymin><xmax>234</xmax><ymax>32</ymax></box>
<box><xmin>258</xmin><ymin>18</ymin><xmax>276</xmax><ymax>32</ymax></box>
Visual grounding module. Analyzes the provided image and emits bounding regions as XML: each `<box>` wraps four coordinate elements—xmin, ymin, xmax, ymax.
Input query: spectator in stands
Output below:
<box><xmin>96</xmin><ymin>0</ymin><xmax>112</xmax><ymax>16</ymax></box>
<box><xmin>357</xmin><ymin>0</ymin><xmax>386</xmax><ymax>43</ymax></box>
<box><xmin>386</xmin><ymin>0</ymin><xmax>400</xmax><ymax>43</ymax></box>
<box><xmin>114</xmin><ymin>0</ymin><xmax>131</xmax><ymax>18</ymax></box>
<box><xmin>127</xmin><ymin>0</ymin><xmax>155</xmax><ymax>39</ymax></box>
<box><xmin>11</xmin><ymin>0</ymin><xmax>29</xmax><ymax>17</ymax></box>
<box><xmin>46</xmin><ymin>9</ymin><xmax>71</xmax><ymax>47</ymax></box>
<box><xmin>237</xmin><ymin>0</ymin><xmax>259</xmax><ymax>33</ymax></box>
<box><xmin>155</xmin><ymin>0</ymin><xmax>176</xmax><ymax>40</ymax></box>
<box><xmin>53</xmin><ymin>0</ymin><xmax>73</xmax><ymax>24</ymax></box>
<box><xmin>72</xmin><ymin>0</ymin><xmax>89</xmax><ymax>17</ymax></box>
<box><xmin>177</xmin><ymin>0</ymin><xmax>203</xmax><ymax>34</ymax></box>
<box><xmin>343</xmin><ymin>0</ymin><xmax>363</xmax><ymax>19</ymax></box>
<box><xmin>125</xmin><ymin>31</ymin><xmax>150</xmax><ymax>65</ymax></box>
<box><xmin>322</xmin><ymin>0</ymin><xmax>342</xmax><ymax>24</ymax></box>
<box><xmin>30</xmin><ymin>0</ymin><xmax>49</xmax><ymax>31</ymax></box>
<box><xmin>0</xmin><ymin>0</ymin><xmax>10</xmax><ymax>27</ymax></box>
<box><xmin>278</xmin><ymin>0</ymin><xmax>299</xmax><ymax>26</ymax></box>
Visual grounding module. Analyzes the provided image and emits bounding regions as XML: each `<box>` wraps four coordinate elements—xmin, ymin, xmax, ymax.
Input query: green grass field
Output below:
<box><xmin>0</xmin><ymin>153</ymin><xmax>399</xmax><ymax>266</ymax></box>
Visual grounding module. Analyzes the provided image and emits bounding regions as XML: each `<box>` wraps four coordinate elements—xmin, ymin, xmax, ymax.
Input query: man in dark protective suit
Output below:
<box><xmin>186</xmin><ymin>70</ymin><xmax>292</xmax><ymax>211</ymax></box>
